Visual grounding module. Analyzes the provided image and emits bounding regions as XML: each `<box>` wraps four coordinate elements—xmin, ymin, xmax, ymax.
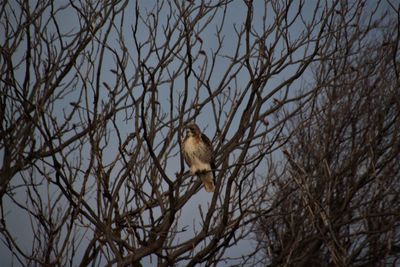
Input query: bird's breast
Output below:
<box><xmin>183</xmin><ymin>136</ymin><xmax>210</xmax><ymax>173</ymax></box>
<box><xmin>184</xmin><ymin>136</ymin><xmax>200</xmax><ymax>154</ymax></box>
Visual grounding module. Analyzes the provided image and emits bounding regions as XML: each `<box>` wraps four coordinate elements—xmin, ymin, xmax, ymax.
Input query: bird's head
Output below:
<box><xmin>185</xmin><ymin>123</ymin><xmax>201</xmax><ymax>137</ymax></box>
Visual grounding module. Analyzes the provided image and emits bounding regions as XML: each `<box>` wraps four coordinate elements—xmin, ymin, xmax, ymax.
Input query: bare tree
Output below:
<box><xmin>1</xmin><ymin>0</ymin><xmax>395</xmax><ymax>266</ymax></box>
<box><xmin>255</xmin><ymin>2</ymin><xmax>400</xmax><ymax>266</ymax></box>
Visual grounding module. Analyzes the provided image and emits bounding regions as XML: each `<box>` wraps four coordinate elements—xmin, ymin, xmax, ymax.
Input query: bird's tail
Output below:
<box><xmin>199</xmin><ymin>171</ymin><xmax>215</xmax><ymax>192</ymax></box>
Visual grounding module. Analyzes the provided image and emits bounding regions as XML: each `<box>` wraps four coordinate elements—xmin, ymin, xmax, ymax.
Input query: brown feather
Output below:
<box><xmin>182</xmin><ymin>123</ymin><xmax>216</xmax><ymax>192</ymax></box>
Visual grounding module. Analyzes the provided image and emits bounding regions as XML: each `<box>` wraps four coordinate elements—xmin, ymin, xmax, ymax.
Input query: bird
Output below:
<box><xmin>182</xmin><ymin>123</ymin><xmax>216</xmax><ymax>192</ymax></box>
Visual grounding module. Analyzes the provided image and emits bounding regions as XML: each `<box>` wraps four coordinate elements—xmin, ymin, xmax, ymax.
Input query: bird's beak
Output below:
<box><xmin>184</xmin><ymin>126</ymin><xmax>191</xmax><ymax>135</ymax></box>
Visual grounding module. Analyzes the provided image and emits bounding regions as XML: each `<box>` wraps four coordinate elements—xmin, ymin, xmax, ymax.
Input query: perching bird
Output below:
<box><xmin>182</xmin><ymin>123</ymin><xmax>216</xmax><ymax>192</ymax></box>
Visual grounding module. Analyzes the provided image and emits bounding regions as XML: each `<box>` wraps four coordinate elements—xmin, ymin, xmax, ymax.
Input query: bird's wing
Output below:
<box><xmin>201</xmin><ymin>134</ymin><xmax>216</xmax><ymax>178</ymax></box>
<box><xmin>201</xmin><ymin>133</ymin><xmax>212</xmax><ymax>148</ymax></box>
<box><xmin>198</xmin><ymin>133</ymin><xmax>214</xmax><ymax>165</ymax></box>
